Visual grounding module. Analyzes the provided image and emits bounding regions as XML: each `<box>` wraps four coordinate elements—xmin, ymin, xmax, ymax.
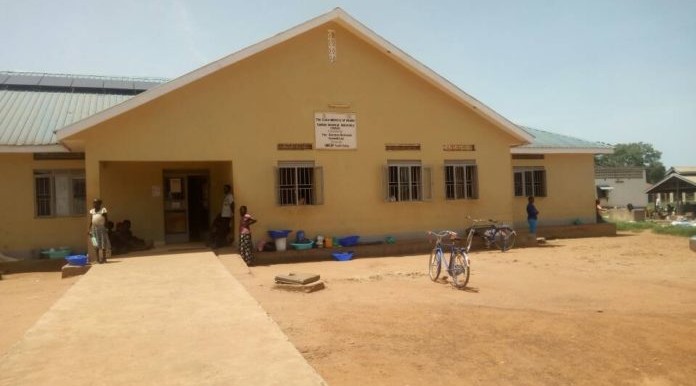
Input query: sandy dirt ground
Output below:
<box><xmin>221</xmin><ymin>231</ymin><xmax>696</xmax><ymax>386</ymax></box>
<box><xmin>0</xmin><ymin>273</ymin><xmax>78</xmax><ymax>355</ymax></box>
<box><xmin>3</xmin><ymin>231</ymin><xmax>695</xmax><ymax>385</ymax></box>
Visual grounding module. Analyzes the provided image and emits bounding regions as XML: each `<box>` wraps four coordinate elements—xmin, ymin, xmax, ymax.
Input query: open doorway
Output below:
<box><xmin>163</xmin><ymin>171</ymin><xmax>210</xmax><ymax>243</ymax></box>
<box><xmin>187</xmin><ymin>175</ymin><xmax>209</xmax><ymax>241</ymax></box>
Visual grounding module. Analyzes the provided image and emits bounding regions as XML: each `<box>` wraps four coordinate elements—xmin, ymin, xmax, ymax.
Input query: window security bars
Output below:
<box><xmin>513</xmin><ymin>168</ymin><xmax>546</xmax><ymax>197</ymax></box>
<box><xmin>34</xmin><ymin>170</ymin><xmax>86</xmax><ymax>217</ymax></box>
<box><xmin>445</xmin><ymin>163</ymin><xmax>478</xmax><ymax>200</ymax></box>
<box><xmin>388</xmin><ymin>164</ymin><xmax>422</xmax><ymax>202</ymax></box>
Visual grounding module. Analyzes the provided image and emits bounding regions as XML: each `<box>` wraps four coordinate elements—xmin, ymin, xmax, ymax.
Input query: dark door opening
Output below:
<box><xmin>187</xmin><ymin>175</ymin><xmax>209</xmax><ymax>242</ymax></box>
<box><xmin>163</xmin><ymin>170</ymin><xmax>210</xmax><ymax>244</ymax></box>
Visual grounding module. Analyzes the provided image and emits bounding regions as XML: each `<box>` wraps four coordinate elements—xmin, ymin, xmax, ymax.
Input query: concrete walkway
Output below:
<box><xmin>0</xmin><ymin>252</ymin><xmax>326</xmax><ymax>386</ymax></box>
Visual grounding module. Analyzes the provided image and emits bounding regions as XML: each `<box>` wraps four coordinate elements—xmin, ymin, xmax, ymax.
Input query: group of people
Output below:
<box><xmin>92</xmin><ymin>190</ymin><xmax>621</xmax><ymax>267</ymax></box>
<box><xmin>107</xmin><ymin>220</ymin><xmax>153</xmax><ymax>255</ymax></box>
<box><xmin>88</xmin><ymin>199</ymin><xmax>153</xmax><ymax>264</ymax></box>
<box><xmin>87</xmin><ymin>185</ymin><xmax>257</xmax><ymax>267</ymax></box>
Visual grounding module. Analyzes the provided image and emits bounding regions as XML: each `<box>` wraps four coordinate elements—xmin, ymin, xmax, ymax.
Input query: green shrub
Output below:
<box><xmin>615</xmin><ymin>221</ymin><xmax>696</xmax><ymax>237</ymax></box>
<box><xmin>653</xmin><ymin>225</ymin><xmax>696</xmax><ymax>237</ymax></box>
<box><xmin>615</xmin><ymin>221</ymin><xmax>655</xmax><ymax>232</ymax></box>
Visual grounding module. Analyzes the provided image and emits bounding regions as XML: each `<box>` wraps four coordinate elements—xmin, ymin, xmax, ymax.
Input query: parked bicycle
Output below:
<box><xmin>464</xmin><ymin>217</ymin><xmax>517</xmax><ymax>253</ymax></box>
<box><xmin>427</xmin><ymin>230</ymin><xmax>470</xmax><ymax>288</ymax></box>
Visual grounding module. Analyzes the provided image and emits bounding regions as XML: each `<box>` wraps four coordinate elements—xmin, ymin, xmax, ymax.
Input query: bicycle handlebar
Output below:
<box><xmin>467</xmin><ymin>217</ymin><xmax>500</xmax><ymax>225</ymax></box>
<box><xmin>427</xmin><ymin>230</ymin><xmax>458</xmax><ymax>240</ymax></box>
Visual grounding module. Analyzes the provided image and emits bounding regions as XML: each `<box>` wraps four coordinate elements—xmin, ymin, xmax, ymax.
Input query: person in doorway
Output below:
<box><xmin>218</xmin><ymin>184</ymin><xmax>234</xmax><ymax>247</ymax></box>
<box><xmin>88</xmin><ymin>198</ymin><xmax>111</xmax><ymax>264</ymax></box>
<box><xmin>239</xmin><ymin>206</ymin><xmax>257</xmax><ymax>266</ymax></box>
<box><xmin>596</xmin><ymin>199</ymin><xmax>607</xmax><ymax>223</ymax></box>
<box><xmin>120</xmin><ymin>219</ymin><xmax>153</xmax><ymax>251</ymax></box>
<box><xmin>106</xmin><ymin>221</ymin><xmax>128</xmax><ymax>255</ymax></box>
<box><xmin>527</xmin><ymin>196</ymin><xmax>539</xmax><ymax>235</ymax></box>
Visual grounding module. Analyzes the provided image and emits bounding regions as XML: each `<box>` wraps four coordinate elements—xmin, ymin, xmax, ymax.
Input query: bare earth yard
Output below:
<box><xmin>2</xmin><ymin>231</ymin><xmax>695</xmax><ymax>385</ymax></box>
<box><xmin>221</xmin><ymin>231</ymin><xmax>696</xmax><ymax>386</ymax></box>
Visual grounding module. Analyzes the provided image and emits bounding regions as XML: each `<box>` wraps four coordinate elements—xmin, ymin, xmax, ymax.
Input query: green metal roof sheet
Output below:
<box><xmin>0</xmin><ymin>72</ymin><xmax>167</xmax><ymax>148</ymax></box>
<box><xmin>0</xmin><ymin>89</ymin><xmax>133</xmax><ymax>146</ymax></box>
<box><xmin>517</xmin><ymin>126</ymin><xmax>612</xmax><ymax>150</ymax></box>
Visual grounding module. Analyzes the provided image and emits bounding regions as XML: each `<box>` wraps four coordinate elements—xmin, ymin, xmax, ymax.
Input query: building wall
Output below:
<box><xmin>595</xmin><ymin>177</ymin><xmax>649</xmax><ymax>208</ymax></box>
<box><xmin>512</xmin><ymin>154</ymin><xmax>597</xmax><ymax>227</ymax></box>
<box><xmin>71</xmin><ymin>22</ymin><xmax>521</xmax><ymax>241</ymax></box>
<box><xmin>1</xmin><ymin>23</ymin><xmax>606</xmax><ymax>251</ymax></box>
<box><xmin>0</xmin><ymin>153</ymin><xmax>86</xmax><ymax>256</ymax></box>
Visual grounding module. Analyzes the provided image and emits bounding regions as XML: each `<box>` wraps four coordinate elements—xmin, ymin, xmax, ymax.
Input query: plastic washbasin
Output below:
<box><xmin>66</xmin><ymin>255</ymin><xmax>88</xmax><ymax>266</ymax></box>
<box><xmin>291</xmin><ymin>242</ymin><xmax>314</xmax><ymax>250</ymax></box>
<box><xmin>268</xmin><ymin>230</ymin><xmax>292</xmax><ymax>239</ymax></box>
<box><xmin>332</xmin><ymin>251</ymin><xmax>354</xmax><ymax>261</ymax></box>
<box><xmin>338</xmin><ymin>235</ymin><xmax>360</xmax><ymax>247</ymax></box>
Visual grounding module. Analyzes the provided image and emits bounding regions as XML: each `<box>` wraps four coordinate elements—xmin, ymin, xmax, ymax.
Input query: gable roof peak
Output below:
<box><xmin>57</xmin><ymin>8</ymin><xmax>533</xmax><ymax>144</ymax></box>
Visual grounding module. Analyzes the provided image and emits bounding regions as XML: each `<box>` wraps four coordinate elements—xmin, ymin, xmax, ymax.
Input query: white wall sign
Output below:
<box><xmin>315</xmin><ymin>112</ymin><xmax>357</xmax><ymax>149</ymax></box>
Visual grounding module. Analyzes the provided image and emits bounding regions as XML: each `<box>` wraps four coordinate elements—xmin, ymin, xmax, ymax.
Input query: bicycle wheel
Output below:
<box><xmin>494</xmin><ymin>227</ymin><xmax>516</xmax><ymax>252</ymax></box>
<box><xmin>465</xmin><ymin>228</ymin><xmax>474</xmax><ymax>253</ymax></box>
<box><xmin>428</xmin><ymin>248</ymin><xmax>442</xmax><ymax>281</ymax></box>
<box><xmin>450</xmin><ymin>252</ymin><xmax>470</xmax><ymax>288</ymax></box>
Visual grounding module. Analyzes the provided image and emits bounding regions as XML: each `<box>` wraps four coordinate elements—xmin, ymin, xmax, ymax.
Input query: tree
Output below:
<box><xmin>595</xmin><ymin>142</ymin><xmax>666</xmax><ymax>183</ymax></box>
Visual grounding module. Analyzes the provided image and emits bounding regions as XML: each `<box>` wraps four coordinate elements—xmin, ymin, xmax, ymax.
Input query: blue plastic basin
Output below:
<box><xmin>332</xmin><ymin>251</ymin><xmax>354</xmax><ymax>261</ymax></box>
<box><xmin>66</xmin><ymin>255</ymin><xmax>88</xmax><ymax>266</ymax></box>
<box><xmin>268</xmin><ymin>230</ymin><xmax>292</xmax><ymax>239</ymax></box>
<box><xmin>339</xmin><ymin>235</ymin><xmax>360</xmax><ymax>247</ymax></box>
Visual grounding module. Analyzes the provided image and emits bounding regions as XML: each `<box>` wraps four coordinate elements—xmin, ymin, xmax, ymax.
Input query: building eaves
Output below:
<box><xmin>0</xmin><ymin>71</ymin><xmax>167</xmax><ymax>94</ymax></box>
<box><xmin>646</xmin><ymin>173</ymin><xmax>696</xmax><ymax>194</ymax></box>
<box><xmin>0</xmin><ymin>72</ymin><xmax>168</xmax><ymax>151</ymax></box>
<box><xmin>666</xmin><ymin>166</ymin><xmax>696</xmax><ymax>176</ymax></box>
<box><xmin>512</xmin><ymin>126</ymin><xmax>613</xmax><ymax>154</ymax></box>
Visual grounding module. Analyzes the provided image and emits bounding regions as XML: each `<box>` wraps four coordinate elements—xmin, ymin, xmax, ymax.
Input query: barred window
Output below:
<box><xmin>445</xmin><ymin>161</ymin><xmax>478</xmax><ymax>200</ymax></box>
<box><xmin>385</xmin><ymin>161</ymin><xmax>431</xmax><ymax>202</ymax></box>
<box><xmin>276</xmin><ymin>162</ymin><xmax>323</xmax><ymax>206</ymax></box>
<box><xmin>34</xmin><ymin>170</ymin><xmax>86</xmax><ymax>217</ymax></box>
<box><xmin>513</xmin><ymin>167</ymin><xmax>546</xmax><ymax>197</ymax></box>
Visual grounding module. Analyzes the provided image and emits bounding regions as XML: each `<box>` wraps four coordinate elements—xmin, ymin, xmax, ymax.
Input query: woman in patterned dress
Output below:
<box><xmin>239</xmin><ymin>206</ymin><xmax>257</xmax><ymax>266</ymax></box>
<box><xmin>88</xmin><ymin>198</ymin><xmax>111</xmax><ymax>264</ymax></box>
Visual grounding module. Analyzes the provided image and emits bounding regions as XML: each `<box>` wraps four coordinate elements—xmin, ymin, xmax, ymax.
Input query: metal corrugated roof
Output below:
<box><xmin>517</xmin><ymin>126</ymin><xmax>613</xmax><ymax>151</ymax></box>
<box><xmin>0</xmin><ymin>89</ymin><xmax>133</xmax><ymax>146</ymax></box>
<box><xmin>646</xmin><ymin>173</ymin><xmax>696</xmax><ymax>194</ymax></box>
<box><xmin>0</xmin><ymin>72</ymin><xmax>168</xmax><ymax>149</ymax></box>
<box><xmin>667</xmin><ymin>166</ymin><xmax>696</xmax><ymax>176</ymax></box>
<box><xmin>0</xmin><ymin>71</ymin><xmax>167</xmax><ymax>92</ymax></box>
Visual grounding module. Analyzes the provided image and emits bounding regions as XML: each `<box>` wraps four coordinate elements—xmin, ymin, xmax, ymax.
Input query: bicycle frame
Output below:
<box><xmin>428</xmin><ymin>231</ymin><xmax>471</xmax><ymax>288</ymax></box>
<box><xmin>464</xmin><ymin>219</ymin><xmax>495</xmax><ymax>252</ymax></box>
<box><xmin>465</xmin><ymin>217</ymin><xmax>517</xmax><ymax>252</ymax></box>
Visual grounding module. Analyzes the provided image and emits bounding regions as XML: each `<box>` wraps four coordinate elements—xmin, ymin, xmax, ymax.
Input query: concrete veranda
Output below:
<box><xmin>0</xmin><ymin>251</ymin><xmax>326</xmax><ymax>386</ymax></box>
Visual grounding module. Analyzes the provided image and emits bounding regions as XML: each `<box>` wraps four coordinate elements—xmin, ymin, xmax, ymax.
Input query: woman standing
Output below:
<box><xmin>527</xmin><ymin>196</ymin><xmax>539</xmax><ymax>235</ymax></box>
<box><xmin>88</xmin><ymin>198</ymin><xmax>111</xmax><ymax>264</ymax></box>
<box><xmin>239</xmin><ymin>206</ymin><xmax>257</xmax><ymax>266</ymax></box>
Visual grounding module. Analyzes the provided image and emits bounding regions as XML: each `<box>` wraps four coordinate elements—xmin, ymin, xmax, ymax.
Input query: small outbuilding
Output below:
<box><xmin>594</xmin><ymin>167</ymin><xmax>648</xmax><ymax>209</ymax></box>
<box><xmin>646</xmin><ymin>167</ymin><xmax>696</xmax><ymax>215</ymax></box>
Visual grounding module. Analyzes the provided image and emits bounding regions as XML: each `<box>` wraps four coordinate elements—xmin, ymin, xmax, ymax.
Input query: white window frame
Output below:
<box><xmin>445</xmin><ymin>161</ymin><xmax>478</xmax><ymax>200</ymax></box>
<box><xmin>34</xmin><ymin>170</ymin><xmax>86</xmax><ymax>217</ymax></box>
<box><xmin>385</xmin><ymin>161</ymin><xmax>431</xmax><ymax>202</ymax></box>
<box><xmin>276</xmin><ymin>162</ymin><xmax>323</xmax><ymax>206</ymax></box>
<box><xmin>513</xmin><ymin>167</ymin><xmax>547</xmax><ymax>197</ymax></box>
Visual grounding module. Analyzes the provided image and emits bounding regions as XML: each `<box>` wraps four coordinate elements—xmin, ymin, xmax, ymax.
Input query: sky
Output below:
<box><xmin>1</xmin><ymin>0</ymin><xmax>694</xmax><ymax>167</ymax></box>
